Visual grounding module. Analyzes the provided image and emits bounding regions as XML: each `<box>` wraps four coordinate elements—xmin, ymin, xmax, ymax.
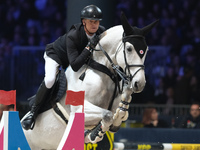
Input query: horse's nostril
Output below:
<box><xmin>135</xmin><ymin>81</ymin><xmax>138</xmax><ymax>88</ymax></box>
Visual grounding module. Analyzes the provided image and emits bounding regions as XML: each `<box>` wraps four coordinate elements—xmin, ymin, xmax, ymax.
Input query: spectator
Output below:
<box><xmin>178</xmin><ymin>103</ymin><xmax>200</xmax><ymax>128</ymax></box>
<box><xmin>142</xmin><ymin>107</ymin><xmax>169</xmax><ymax>128</ymax></box>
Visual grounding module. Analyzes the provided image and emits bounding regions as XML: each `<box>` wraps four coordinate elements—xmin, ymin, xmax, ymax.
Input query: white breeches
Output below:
<box><xmin>43</xmin><ymin>52</ymin><xmax>59</xmax><ymax>89</ymax></box>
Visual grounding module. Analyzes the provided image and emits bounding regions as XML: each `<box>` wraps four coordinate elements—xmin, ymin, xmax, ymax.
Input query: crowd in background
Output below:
<box><xmin>141</xmin><ymin>103</ymin><xmax>200</xmax><ymax>128</ymax></box>
<box><xmin>0</xmin><ymin>0</ymin><xmax>66</xmax><ymax>92</ymax></box>
<box><xmin>0</xmin><ymin>0</ymin><xmax>200</xmax><ymax>109</ymax></box>
<box><xmin>0</xmin><ymin>0</ymin><xmax>66</xmax><ymax>64</ymax></box>
<box><xmin>115</xmin><ymin>0</ymin><xmax>200</xmax><ymax>107</ymax></box>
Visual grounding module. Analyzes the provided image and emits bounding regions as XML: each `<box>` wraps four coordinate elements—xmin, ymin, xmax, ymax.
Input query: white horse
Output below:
<box><xmin>22</xmin><ymin>13</ymin><xmax>158</xmax><ymax>149</ymax></box>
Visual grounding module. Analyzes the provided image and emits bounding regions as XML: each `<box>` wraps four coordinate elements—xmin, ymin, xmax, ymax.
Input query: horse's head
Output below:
<box><xmin>116</xmin><ymin>12</ymin><xmax>158</xmax><ymax>93</ymax></box>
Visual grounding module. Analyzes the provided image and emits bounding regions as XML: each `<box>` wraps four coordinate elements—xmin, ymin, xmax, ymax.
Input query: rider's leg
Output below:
<box><xmin>21</xmin><ymin>53</ymin><xmax>59</xmax><ymax>130</ymax></box>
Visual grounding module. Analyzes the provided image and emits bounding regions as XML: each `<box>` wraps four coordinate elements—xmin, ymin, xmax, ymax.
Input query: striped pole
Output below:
<box><xmin>114</xmin><ymin>142</ymin><xmax>200</xmax><ymax>150</ymax></box>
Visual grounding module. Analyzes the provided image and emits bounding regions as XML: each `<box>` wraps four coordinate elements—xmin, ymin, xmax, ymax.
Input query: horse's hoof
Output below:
<box><xmin>89</xmin><ymin>123</ymin><xmax>105</xmax><ymax>143</ymax></box>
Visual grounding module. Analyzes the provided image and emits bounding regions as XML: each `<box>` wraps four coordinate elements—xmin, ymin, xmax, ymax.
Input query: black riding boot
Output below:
<box><xmin>21</xmin><ymin>81</ymin><xmax>50</xmax><ymax>130</ymax></box>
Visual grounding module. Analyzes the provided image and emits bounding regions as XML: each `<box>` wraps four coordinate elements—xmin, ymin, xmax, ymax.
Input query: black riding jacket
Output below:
<box><xmin>45</xmin><ymin>23</ymin><xmax>106</xmax><ymax>71</ymax></box>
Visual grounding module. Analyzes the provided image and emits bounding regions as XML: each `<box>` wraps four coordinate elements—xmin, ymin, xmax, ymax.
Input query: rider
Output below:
<box><xmin>21</xmin><ymin>5</ymin><xmax>106</xmax><ymax>130</ymax></box>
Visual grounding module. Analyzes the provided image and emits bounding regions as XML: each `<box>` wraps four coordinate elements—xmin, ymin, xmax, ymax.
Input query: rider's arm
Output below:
<box><xmin>66</xmin><ymin>30</ymin><xmax>91</xmax><ymax>72</ymax></box>
<box><xmin>45</xmin><ymin>34</ymin><xmax>69</xmax><ymax>69</ymax></box>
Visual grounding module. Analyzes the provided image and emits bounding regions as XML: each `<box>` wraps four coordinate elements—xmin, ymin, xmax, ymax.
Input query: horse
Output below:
<box><xmin>22</xmin><ymin>13</ymin><xmax>158</xmax><ymax>150</ymax></box>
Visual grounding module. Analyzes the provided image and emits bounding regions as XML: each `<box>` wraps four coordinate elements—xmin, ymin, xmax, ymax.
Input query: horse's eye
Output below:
<box><xmin>127</xmin><ymin>47</ymin><xmax>132</xmax><ymax>52</ymax></box>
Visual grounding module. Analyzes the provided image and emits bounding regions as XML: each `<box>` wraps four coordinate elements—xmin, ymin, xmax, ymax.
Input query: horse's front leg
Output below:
<box><xmin>110</xmin><ymin>85</ymin><xmax>132</xmax><ymax>132</ymax></box>
<box><xmin>75</xmin><ymin>100</ymin><xmax>113</xmax><ymax>143</ymax></box>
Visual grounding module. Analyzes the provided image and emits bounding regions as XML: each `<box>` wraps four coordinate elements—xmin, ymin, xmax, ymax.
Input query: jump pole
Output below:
<box><xmin>114</xmin><ymin>142</ymin><xmax>200</xmax><ymax>150</ymax></box>
<box><xmin>57</xmin><ymin>90</ymin><xmax>85</xmax><ymax>150</ymax></box>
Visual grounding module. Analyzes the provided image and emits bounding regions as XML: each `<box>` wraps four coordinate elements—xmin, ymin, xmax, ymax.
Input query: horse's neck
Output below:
<box><xmin>93</xmin><ymin>26</ymin><xmax>123</xmax><ymax>68</ymax></box>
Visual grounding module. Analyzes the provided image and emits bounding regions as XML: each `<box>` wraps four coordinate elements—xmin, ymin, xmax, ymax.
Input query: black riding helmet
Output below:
<box><xmin>80</xmin><ymin>5</ymin><xmax>103</xmax><ymax>21</ymax></box>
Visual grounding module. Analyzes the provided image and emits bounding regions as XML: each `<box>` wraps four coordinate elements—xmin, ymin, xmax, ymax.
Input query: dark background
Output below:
<box><xmin>0</xmin><ymin>0</ymin><xmax>200</xmax><ymax>118</ymax></box>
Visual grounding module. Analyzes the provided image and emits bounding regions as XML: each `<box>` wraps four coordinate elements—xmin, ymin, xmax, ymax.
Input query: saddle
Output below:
<box><xmin>28</xmin><ymin>68</ymin><xmax>67</xmax><ymax>114</ymax></box>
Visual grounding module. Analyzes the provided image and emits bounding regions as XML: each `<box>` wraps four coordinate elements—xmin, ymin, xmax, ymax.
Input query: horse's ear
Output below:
<box><xmin>120</xmin><ymin>11</ymin><xmax>133</xmax><ymax>36</ymax></box>
<box><xmin>142</xmin><ymin>19</ymin><xmax>159</xmax><ymax>36</ymax></box>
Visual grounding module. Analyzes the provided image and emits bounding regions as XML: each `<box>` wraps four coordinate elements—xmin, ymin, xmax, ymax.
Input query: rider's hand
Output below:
<box><xmin>86</xmin><ymin>35</ymin><xmax>100</xmax><ymax>50</ymax></box>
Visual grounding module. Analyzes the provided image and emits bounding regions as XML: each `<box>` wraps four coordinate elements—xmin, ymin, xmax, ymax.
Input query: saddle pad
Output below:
<box><xmin>28</xmin><ymin>68</ymin><xmax>67</xmax><ymax>114</ymax></box>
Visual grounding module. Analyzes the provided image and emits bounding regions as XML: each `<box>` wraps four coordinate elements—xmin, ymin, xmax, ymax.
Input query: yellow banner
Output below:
<box><xmin>84</xmin><ymin>131</ymin><xmax>114</xmax><ymax>150</ymax></box>
<box><xmin>172</xmin><ymin>144</ymin><xmax>200</xmax><ymax>150</ymax></box>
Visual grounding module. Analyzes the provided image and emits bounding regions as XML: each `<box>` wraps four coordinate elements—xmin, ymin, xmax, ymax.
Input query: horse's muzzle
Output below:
<box><xmin>132</xmin><ymin>80</ymin><xmax>146</xmax><ymax>93</ymax></box>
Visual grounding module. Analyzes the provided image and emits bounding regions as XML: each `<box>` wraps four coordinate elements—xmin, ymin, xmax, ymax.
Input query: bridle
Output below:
<box><xmin>122</xmin><ymin>34</ymin><xmax>146</xmax><ymax>86</ymax></box>
<box><xmin>98</xmin><ymin>34</ymin><xmax>145</xmax><ymax>90</ymax></box>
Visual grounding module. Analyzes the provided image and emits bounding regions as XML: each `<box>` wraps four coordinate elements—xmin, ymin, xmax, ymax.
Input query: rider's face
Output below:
<box><xmin>83</xmin><ymin>19</ymin><xmax>100</xmax><ymax>35</ymax></box>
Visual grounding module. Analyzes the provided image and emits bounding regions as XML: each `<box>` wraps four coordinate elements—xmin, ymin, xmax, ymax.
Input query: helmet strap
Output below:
<box><xmin>83</xmin><ymin>21</ymin><xmax>95</xmax><ymax>36</ymax></box>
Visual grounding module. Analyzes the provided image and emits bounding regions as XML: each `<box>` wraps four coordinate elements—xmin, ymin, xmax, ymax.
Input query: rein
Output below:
<box><xmin>98</xmin><ymin>43</ymin><xmax>129</xmax><ymax>86</ymax></box>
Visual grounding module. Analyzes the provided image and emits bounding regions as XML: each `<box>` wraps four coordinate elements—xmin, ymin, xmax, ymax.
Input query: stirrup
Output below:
<box><xmin>21</xmin><ymin>112</ymin><xmax>36</xmax><ymax>130</ymax></box>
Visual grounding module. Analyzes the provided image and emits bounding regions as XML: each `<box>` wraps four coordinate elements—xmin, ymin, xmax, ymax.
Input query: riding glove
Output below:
<box><xmin>86</xmin><ymin>35</ymin><xmax>100</xmax><ymax>51</ymax></box>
